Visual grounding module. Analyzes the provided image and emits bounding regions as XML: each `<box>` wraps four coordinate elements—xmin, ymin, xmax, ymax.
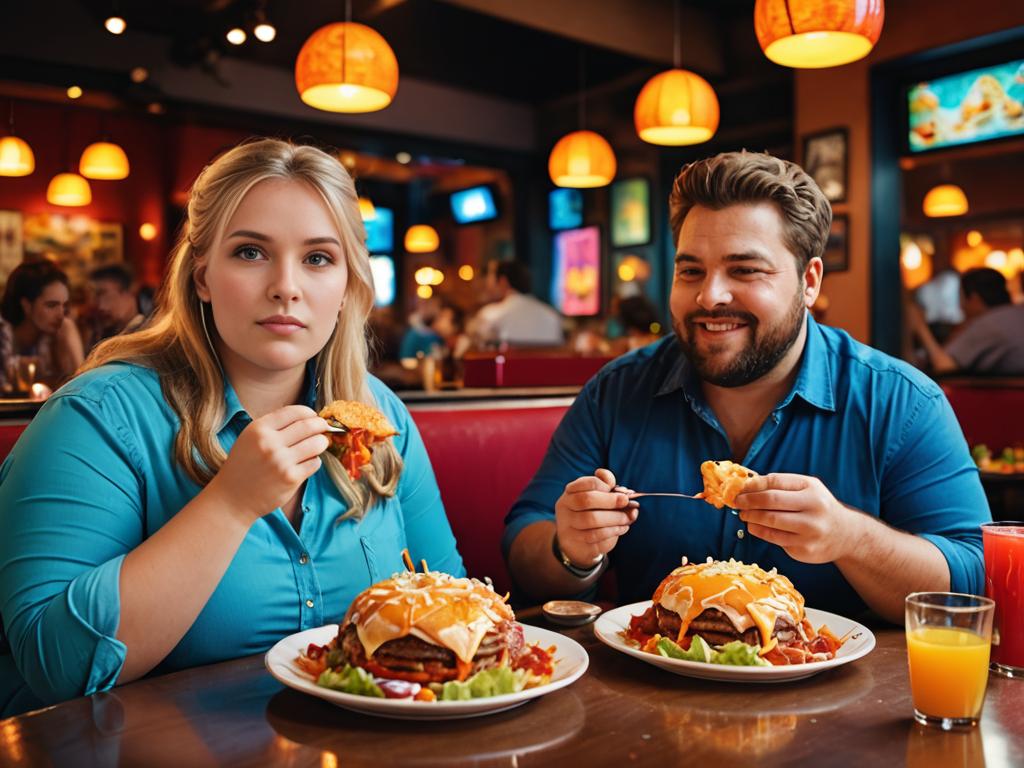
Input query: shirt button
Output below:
<box><xmin>737</xmin><ymin>529</ymin><xmax>745</xmax><ymax>539</ymax></box>
<box><xmin>305</xmin><ymin>599</ymin><xmax>314</xmax><ymax>608</ymax></box>
<box><xmin>299</xmin><ymin>553</ymin><xmax>309</xmax><ymax>565</ymax></box>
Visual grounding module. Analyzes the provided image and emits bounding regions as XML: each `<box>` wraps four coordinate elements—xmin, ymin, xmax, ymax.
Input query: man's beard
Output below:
<box><xmin>673</xmin><ymin>292</ymin><xmax>806</xmax><ymax>388</ymax></box>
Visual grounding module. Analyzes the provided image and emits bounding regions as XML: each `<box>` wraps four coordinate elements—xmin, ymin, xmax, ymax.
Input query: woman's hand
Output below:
<box><xmin>208</xmin><ymin>405</ymin><xmax>330</xmax><ymax>524</ymax></box>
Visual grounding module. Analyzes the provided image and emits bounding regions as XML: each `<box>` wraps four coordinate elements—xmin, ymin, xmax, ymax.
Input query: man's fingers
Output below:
<box><xmin>594</xmin><ymin>468</ymin><xmax>617</xmax><ymax>488</ymax></box>
<box><xmin>738</xmin><ymin>509</ymin><xmax>804</xmax><ymax>534</ymax></box>
<box><xmin>734</xmin><ymin>489</ymin><xmax>808</xmax><ymax>512</ymax></box>
<box><xmin>745</xmin><ymin>522</ymin><xmax>800</xmax><ymax>548</ymax></box>
<box><xmin>568</xmin><ymin>509</ymin><xmax>636</xmax><ymax>530</ymax></box>
<box><xmin>739</xmin><ymin>473</ymin><xmax>807</xmax><ymax>495</ymax></box>
<box><xmin>565</xmin><ymin>489</ymin><xmax>630</xmax><ymax>512</ymax></box>
<box><xmin>565</xmin><ymin>474</ymin><xmax>616</xmax><ymax>494</ymax></box>
<box><xmin>579</xmin><ymin>525</ymin><xmax>630</xmax><ymax>545</ymax></box>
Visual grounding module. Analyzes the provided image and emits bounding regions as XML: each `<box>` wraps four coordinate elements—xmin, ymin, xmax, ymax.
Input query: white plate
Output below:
<box><xmin>265</xmin><ymin>623</ymin><xmax>588</xmax><ymax>720</ymax></box>
<box><xmin>594</xmin><ymin>601</ymin><xmax>875</xmax><ymax>683</ymax></box>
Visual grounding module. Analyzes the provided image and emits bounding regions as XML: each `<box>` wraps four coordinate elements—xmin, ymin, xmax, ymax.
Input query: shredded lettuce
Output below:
<box><xmin>434</xmin><ymin>666</ymin><xmax>526</xmax><ymax>701</ymax></box>
<box><xmin>656</xmin><ymin>635</ymin><xmax>714</xmax><ymax>663</ymax></box>
<box><xmin>317</xmin><ymin>664</ymin><xmax>385</xmax><ymax>697</ymax></box>
<box><xmin>655</xmin><ymin>635</ymin><xmax>769</xmax><ymax>666</ymax></box>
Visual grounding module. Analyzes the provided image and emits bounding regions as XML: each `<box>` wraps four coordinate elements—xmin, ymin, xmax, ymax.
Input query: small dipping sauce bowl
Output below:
<box><xmin>542</xmin><ymin>600</ymin><xmax>603</xmax><ymax>627</ymax></box>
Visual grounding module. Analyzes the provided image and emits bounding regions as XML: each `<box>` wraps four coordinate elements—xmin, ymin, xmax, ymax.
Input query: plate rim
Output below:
<box><xmin>593</xmin><ymin>600</ymin><xmax>875</xmax><ymax>679</ymax></box>
<box><xmin>265</xmin><ymin>621</ymin><xmax>589</xmax><ymax>717</ymax></box>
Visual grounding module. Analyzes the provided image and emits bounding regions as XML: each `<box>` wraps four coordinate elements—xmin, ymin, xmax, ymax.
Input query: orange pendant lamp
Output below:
<box><xmin>46</xmin><ymin>172</ymin><xmax>92</xmax><ymax>207</ymax></box>
<box><xmin>754</xmin><ymin>0</ymin><xmax>885</xmax><ymax>69</ymax></box>
<box><xmin>0</xmin><ymin>103</ymin><xmax>35</xmax><ymax>177</ymax></box>
<box><xmin>358</xmin><ymin>196</ymin><xmax>377</xmax><ymax>221</ymax></box>
<box><xmin>80</xmin><ymin>139</ymin><xmax>130</xmax><ymax>180</ymax></box>
<box><xmin>295</xmin><ymin>1</ymin><xmax>399</xmax><ymax>115</ymax></box>
<box><xmin>634</xmin><ymin>1</ymin><xmax>719</xmax><ymax>146</ymax></box>
<box><xmin>549</xmin><ymin>49</ymin><xmax>616</xmax><ymax>188</ymax></box>
<box><xmin>923</xmin><ymin>184</ymin><xmax>968</xmax><ymax>217</ymax></box>
<box><xmin>405</xmin><ymin>225</ymin><xmax>439</xmax><ymax>253</ymax></box>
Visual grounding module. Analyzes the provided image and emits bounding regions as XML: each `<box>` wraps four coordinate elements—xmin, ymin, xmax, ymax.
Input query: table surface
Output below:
<box><xmin>1</xmin><ymin>612</ymin><xmax>1021</xmax><ymax>768</ymax></box>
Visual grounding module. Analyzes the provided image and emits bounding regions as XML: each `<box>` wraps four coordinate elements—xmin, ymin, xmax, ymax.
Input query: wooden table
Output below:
<box><xmin>2</xmin><ymin>617</ymin><xmax>1021</xmax><ymax>767</ymax></box>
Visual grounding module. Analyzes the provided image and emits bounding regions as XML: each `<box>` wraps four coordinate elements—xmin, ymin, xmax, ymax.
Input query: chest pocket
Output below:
<box><xmin>356</xmin><ymin>497</ymin><xmax>409</xmax><ymax>582</ymax></box>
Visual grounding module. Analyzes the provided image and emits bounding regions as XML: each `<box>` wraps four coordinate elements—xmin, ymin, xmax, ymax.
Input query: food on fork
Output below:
<box><xmin>698</xmin><ymin>460</ymin><xmax>756</xmax><ymax>509</ymax></box>
<box><xmin>625</xmin><ymin>558</ymin><xmax>845</xmax><ymax>666</ymax></box>
<box><xmin>318</xmin><ymin>400</ymin><xmax>398</xmax><ymax>480</ymax></box>
<box><xmin>296</xmin><ymin>553</ymin><xmax>556</xmax><ymax>701</ymax></box>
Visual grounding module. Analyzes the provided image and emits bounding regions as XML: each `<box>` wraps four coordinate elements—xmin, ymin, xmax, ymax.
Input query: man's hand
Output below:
<box><xmin>554</xmin><ymin>468</ymin><xmax>638</xmax><ymax>566</ymax></box>
<box><xmin>734</xmin><ymin>473</ymin><xmax>863</xmax><ymax>563</ymax></box>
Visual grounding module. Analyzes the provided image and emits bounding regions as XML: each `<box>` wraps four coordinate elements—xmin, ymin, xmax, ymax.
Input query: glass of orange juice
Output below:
<box><xmin>905</xmin><ymin>592</ymin><xmax>994</xmax><ymax>730</ymax></box>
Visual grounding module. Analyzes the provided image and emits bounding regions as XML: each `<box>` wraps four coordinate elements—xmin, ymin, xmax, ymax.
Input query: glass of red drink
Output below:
<box><xmin>982</xmin><ymin>522</ymin><xmax>1024</xmax><ymax>677</ymax></box>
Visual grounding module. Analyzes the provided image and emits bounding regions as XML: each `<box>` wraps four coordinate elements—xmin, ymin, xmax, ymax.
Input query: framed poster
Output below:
<box><xmin>0</xmin><ymin>210</ymin><xmax>23</xmax><ymax>284</ymax></box>
<box><xmin>22</xmin><ymin>213</ymin><xmax>123</xmax><ymax>286</ymax></box>
<box><xmin>802</xmin><ymin>128</ymin><xmax>848</xmax><ymax>204</ymax></box>
<box><xmin>823</xmin><ymin>213</ymin><xmax>849</xmax><ymax>273</ymax></box>
<box><xmin>551</xmin><ymin>226</ymin><xmax>601</xmax><ymax>316</ymax></box>
<box><xmin>610</xmin><ymin>178</ymin><xmax>651</xmax><ymax>247</ymax></box>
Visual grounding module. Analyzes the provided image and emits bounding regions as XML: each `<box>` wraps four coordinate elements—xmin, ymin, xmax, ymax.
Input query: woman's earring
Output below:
<box><xmin>198</xmin><ymin>298</ymin><xmax>217</xmax><ymax>355</ymax></box>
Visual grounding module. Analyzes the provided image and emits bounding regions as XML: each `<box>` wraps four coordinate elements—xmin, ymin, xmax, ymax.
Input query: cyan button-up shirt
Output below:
<box><xmin>504</xmin><ymin>316</ymin><xmax>989</xmax><ymax>614</ymax></box>
<box><xmin>0</xmin><ymin>362</ymin><xmax>463</xmax><ymax>715</ymax></box>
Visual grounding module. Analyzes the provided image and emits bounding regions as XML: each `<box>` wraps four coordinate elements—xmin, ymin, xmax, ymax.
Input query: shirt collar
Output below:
<box><xmin>217</xmin><ymin>359</ymin><xmax>319</xmax><ymax>434</ymax></box>
<box><xmin>654</xmin><ymin>313</ymin><xmax>836</xmax><ymax>413</ymax></box>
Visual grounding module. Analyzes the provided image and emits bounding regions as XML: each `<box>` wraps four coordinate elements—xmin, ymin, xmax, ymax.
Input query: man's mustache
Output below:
<box><xmin>684</xmin><ymin>309</ymin><xmax>758</xmax><ymax>326</ymax></box>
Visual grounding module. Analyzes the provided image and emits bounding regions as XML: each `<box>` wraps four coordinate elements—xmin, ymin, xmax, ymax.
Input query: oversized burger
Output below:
<box><xmin>626</xmin><ymin>558</ymin><xmax>843</xmax><ymax>665</ymax></box>
<box><xmin>298</xmin><ymin>559</ymin><xmax>554</xmax><ymax>701</ymax></box>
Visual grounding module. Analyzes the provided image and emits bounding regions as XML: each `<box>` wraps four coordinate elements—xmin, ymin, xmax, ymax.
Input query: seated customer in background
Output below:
<box><xmin>469</xmin><ymin>259</ymin><xmax>564</xmax><ymax>347</ymax></box>
<box><xmin>398</xmin><ymin>295</ymin><xmax>443</xmax><ymax>360</ymax></box>
<box><xmin>504</xmin><ymin>151</ymin><xmax>988</xmax><ymax>624</ymax></box>
<box><xmin>87</xmin><ymin>263</ymin><xmax>147</xmax><ymax>347</ymax></box>
<box><xmin>0</xmin><ymin>139</ymin><xmax>463</xmax><ymax>717</ymax></box>
<box><xmin>0</xmin><ymin>260</ymin><xmax>84</xmax><ymax>393</ymax></box>
<box><xmin>907</xmin><ymin>267</ymin><xmax>1024</xmax><ymax>376</ymax></box>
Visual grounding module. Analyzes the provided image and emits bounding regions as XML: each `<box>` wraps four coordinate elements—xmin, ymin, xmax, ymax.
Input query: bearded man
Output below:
<box><xmin>503</xmin><ymin>151</ymin><xmax>988</xmax><ymax>622</ymax></box>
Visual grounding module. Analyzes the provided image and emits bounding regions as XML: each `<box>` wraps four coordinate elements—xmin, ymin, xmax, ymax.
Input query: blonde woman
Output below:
<box><xmin>0</xmin><ymin>139</ymin><xmax>464</xmax><ymax>716</ymax></box>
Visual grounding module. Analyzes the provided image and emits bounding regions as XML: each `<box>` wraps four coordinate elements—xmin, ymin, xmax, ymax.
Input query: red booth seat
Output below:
<box><xmin>940</xmin><ymin>379</ymin><xmax>1024</xmax><ymax>450</ymax></box>
<box><xmin>462</xmin><ymin>351</ymin><xmax>613</xmax><ymax>388</ymax></box>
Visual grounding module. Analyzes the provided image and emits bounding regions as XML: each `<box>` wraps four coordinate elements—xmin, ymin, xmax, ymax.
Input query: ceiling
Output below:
<box><xmin>71</xmin><ymin>0</ymin><xmax>758</xmax><ymax>104</ymax></box>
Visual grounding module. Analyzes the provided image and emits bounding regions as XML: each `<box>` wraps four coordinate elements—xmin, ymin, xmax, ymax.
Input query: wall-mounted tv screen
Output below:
<box><xmin>610</xmin><ymin>178</ymin><xmax>651</xmax><ymax>247</ymax></box>
<box><xmin>907</xmin><ymin>58</ymin><xmax>1024</xmax><ymax>152</ymax></box>
<box><xmin>365</xmin><ymin>207</ymin><xmax>394</xmax><ymax>253</ymax></box>
<box><xmin>369</xmin><ymin>255</ymin><xmax>395</xmax><ymax>307</ymax></box>
<box><xmin>549</xmin><ymin>188</ymin><xmax>583</xmax><ymax>230</ymax></box>
<box><xmin>450</xmin><ymin>186</ymin><xmax>498</xmax><ymax>224</ymax></box>
<box><xmin>551</xmin><ymin>226</ymin><xmax>600</xmax><ymax>317</ymax></box>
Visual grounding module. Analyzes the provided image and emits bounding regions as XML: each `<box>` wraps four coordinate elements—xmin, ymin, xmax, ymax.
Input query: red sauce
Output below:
<box><xmin>515</xmin><ymin>645</ymin><xmax>554</xmax><ymax>677</ymax></box>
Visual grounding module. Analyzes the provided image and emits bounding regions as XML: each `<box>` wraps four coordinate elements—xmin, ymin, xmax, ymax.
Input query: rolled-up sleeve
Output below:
<box><xmin>0</xmin><ymin>391</ymin><xmax>144</xmax><ymax>704</ymax></box>
<box><xmin>881</xmin><ymin>391</ymin><xmax>989</xmax><ymax>595</ymax></box>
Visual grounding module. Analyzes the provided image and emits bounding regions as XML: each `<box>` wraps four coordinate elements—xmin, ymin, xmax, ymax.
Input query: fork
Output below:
<box><xmin>613</xmin><ymin>485</ymin><xmax>701</xmax><ymax>500</ymax></box>
<box><xmin>324</xmin><ymin>424</ymin><xmax>348</xmax><ymax>433</ymax></box>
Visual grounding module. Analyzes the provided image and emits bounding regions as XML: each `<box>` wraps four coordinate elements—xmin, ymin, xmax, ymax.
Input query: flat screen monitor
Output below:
<box><xmin>450</xmin><ymin>186</ymin><xmax>498</xmax><ymax>224</ymax></box>
<box><xmin>551</xmin><ymin>226</ymin><xmax>600</xmax><ymax>317</ymax></box>
<box><xmin>369</xmin><ymin>255</ymin><xmax>395</xmax><ymax>307</ymax></box>
<box><xmin>549</xmin><ymin>188</ymin><xmax>583</xmax><ymax>230</ymax></box>
<box><xmin>907</xmin><ymin>58</ymin><xmax>1024</xmax><ymax>152</ymax></box>
<box><xmin>365</xmin><ymin>207</ymin><xmax>394</xmax><ymax>253</ymax></box>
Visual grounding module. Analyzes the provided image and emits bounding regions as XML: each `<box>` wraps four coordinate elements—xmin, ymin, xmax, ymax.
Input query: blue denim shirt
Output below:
<box><xmin>0</xmin><ymin>362</ymin><xmax>463</xmax><ymax>715</ymax></box>
<box><xmin>504</xmin><ymin>316</ymin><xmax>989</xmax><ymax>614</ymax></box>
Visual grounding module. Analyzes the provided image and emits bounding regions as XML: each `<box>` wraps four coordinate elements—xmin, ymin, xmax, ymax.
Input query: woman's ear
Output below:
<box><xmin>193</xmin><ymin>263</ymin><xmax>211</xmax><ymax>303</ymax></box>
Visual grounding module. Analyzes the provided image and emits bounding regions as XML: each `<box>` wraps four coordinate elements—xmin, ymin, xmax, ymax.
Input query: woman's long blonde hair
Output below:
<box><xmin>81</xmin><ymin>138</ymin><xmax>401</xmax><ymax>519</ymax></box>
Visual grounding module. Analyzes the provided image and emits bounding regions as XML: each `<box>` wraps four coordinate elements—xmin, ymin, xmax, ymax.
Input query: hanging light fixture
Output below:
<box><xmin>80</xmin><ymin>139</ymin><xmax>130</xmax><ymax>180</ymax></box>
<box><xmin>47</xmin><ymin>172</ymin><xmax>92</xmax><ymax>207</ymax></box>
<box><xmin>358</xmin><ymin>196</ymin><xmax>377</xmax><ymax>221</ymax></box>
<box><xmin>754</xmin><ymin>0</ymin><xmax>885</xmax><ymax>69</ymax></box>
<box><xmin>405</xmin><ymin>225</ymin><xmax>439</xmax><ymax>253</ymax></box>
<box><xmin>548</xmin><ymin>49</ymin><xmax>616</xmax><ymax>188</ymax></box>
<box><xmin>634</xmin><ymin>0</ymin><xmax>719</xmax><ymax>146</ymax></box>
<box><xmin>0</xmin><ymin>102</ymin><xmax>35</xmax><ymax>177</ymax></box>
<box><xmin>295</xmin><ymin>0</ymin><xmax>399</xmax><ymax>113</ymax></box>
<box><xmin>923</xmin><ymin>184</ymin><xmax>968</xmax><ymax>217</ymax></box>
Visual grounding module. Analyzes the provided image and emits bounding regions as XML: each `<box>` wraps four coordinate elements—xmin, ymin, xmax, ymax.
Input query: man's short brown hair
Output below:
<box><xmin>668</xmin><ymin>151</ymin><xmax>832</xmax><ymax>271</ymax></box>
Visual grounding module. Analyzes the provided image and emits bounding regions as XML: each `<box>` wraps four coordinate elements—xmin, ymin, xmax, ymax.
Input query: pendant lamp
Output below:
<box><xmin>405</xmin><ymin>225</ymin><xmax>439</xmax><ymax>253</ymax></box>
<box><xmin>754</xmin><ymin>0</ymin><xmax>885</xmax><ymax>69</ymax></box>
<box><xmin>548</xmin><ymin>49</ymin><xmax>616</xmax><ymax>188</ymax></box>
<box><xmin>80</xmin><ymin>139</ymin><xmax>130</xmax><ymax>180</ymax></box>
<box><xmin>47</xmin><ymin>172</ymin><xmax>92</xmax><ymax>207</ymax></box>
<box><xmin>634</xmin><ymin>0</ymin><xmax>719</xmax><ymax>146</ymax></box>
<box><xmin>295</xmin><ymin>0</ymin><xmax>398</xmax><ymax>114</ymax></box>
<box><xmin>358</xmin><ymin>196</ymin><xmax>377</xmax><ymax>221</ymax></box>
<box><xmin>0</xmin><ymin>103</ymin><xmax>35</xmax><ymax>177</ymax></box>
<box><xmin>923</xmin><ymin>184</ymin><xmax>968</xmax><ymax>218</ymax></box>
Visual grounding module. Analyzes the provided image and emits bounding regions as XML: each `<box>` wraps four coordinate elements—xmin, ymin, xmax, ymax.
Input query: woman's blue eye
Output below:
<box><xmin>236</xmin><ymin>246</ymin><xmax>263</xmax><ymax>261</ymax></box>
<box><xmin>305</xmin><ymin>252</ymin><xmax>334</xmax><ymax>266</ymax></box>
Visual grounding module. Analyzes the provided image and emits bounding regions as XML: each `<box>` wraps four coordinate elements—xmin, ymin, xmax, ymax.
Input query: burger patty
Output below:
<box><xmin>339</xmin><ymin>619</ymin><xmax>524</xmax><ymax>673</ymax></box>
<box><xmin>655</xmin><ymin>605</ymin><xmax>797</xmax><ymax>647</ymax></box>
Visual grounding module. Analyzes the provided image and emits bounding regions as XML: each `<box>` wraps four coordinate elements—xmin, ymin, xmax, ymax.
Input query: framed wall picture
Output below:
<box><xmin>823</xmin><ymin>213</ymin><xmax>849</xmax><ymax>273</ymax></box>
<box><xmin>551</xmin><ymin>225</ymin><xmax>601</xmax><ymax>316</ymax></box>
<box><xmin>610</xmin><ymin>178</ymin><xmax>651</xmax><ymax>247</ymax></box>
<box><xmin>0</xmin><ymin>210</ymin><xmax>23</xmax><ymax>285</ymax></box>
<box><xmin>802</xmin><ymin>128</ymin><xmax>848</xmax><ymax>204</ymax></box>
<box><xmin>22</xmin><ymin>213</ymin><xmax>123</xmax><ymax>287</ymax></box>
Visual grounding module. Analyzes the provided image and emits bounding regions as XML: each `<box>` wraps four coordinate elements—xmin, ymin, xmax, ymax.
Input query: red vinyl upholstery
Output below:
<box><xmin>462</xmin><ymin>352</ymin><xmax>612</xmax><ymax>388</ymax></box>
<box><xmin>409</xmin><ymin>403</ymin><xmax>568</xmax><ymax>594</ymax></box>
<box><xmin>0</xmin><ymin>422</ymin><xmax>27</xmax><ymax>464</ymax></box>
<box><xmin>941</xmin><ymin>381</ymin><xmax>1024</xmax><ymax>450</ymax></box>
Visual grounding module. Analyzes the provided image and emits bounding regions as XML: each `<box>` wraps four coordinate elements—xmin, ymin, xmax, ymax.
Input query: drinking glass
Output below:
<box><xmin>982</xmin><ymin>521</ymin><xmax>1024</xmax><ymax>677</ymax></box>
<box><xmin>905</xmin><ymin>592</ymin><xmax>994</xmax><ymax>730</ymax></box>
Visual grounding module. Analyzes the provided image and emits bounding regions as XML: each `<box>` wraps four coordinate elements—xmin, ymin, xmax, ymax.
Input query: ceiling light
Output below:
<box><xmin>46</xmin><ymin>172</ymin><xmax>92</xmax><ymax>207</ymax></box>
<box><xmin>395</xmin><ymin>151</ymin><xmax>411</xmax><ymax>164</ymax></box>
<box><xmin>80</xmin><ymin>140</ymin><xmax>130</xmax><ymax>180</ymax></box>
<box><xmin>295</xmin><ymin>22</ymin><xmax>399</xmax><ymax>113</ymax></box>
<box><xmin>405</xmin><ymin>225</ymin><xmax>439</xmax><ymax>253</ymax></box>
<box><xmin>358</xmin><ymin>197</ymin><xmax>377</xmax><ymax>221</ymax></box>
<box><xmin>139</xmin><ymin>222</ymin><xmax>157</xmax><ymax>240</ymax></box>
<box><xmin>130</xmin><ymin>67</ymin><xmax>148</xmax><ymax>83</ymax></box>
<box><xmin>923</xmin><ymin>184</ymin><xmax>968</xmax><ymax>217</ymax></box>
<box><xmin>105</xmin><ymin>16</ymin><xmax>126</xmax><ymax>35</ymax></box>
<box><xmin>226</xmin><ymin>27</ymin><xmax>247</xmax><ymax>45</ymax></box>
<box><xmin>458</xmin><ymin>265</ymin><xmax>474</xmax><ymax>281</ymax></box>
<box><xmin>966</xmin><ymin>230</ymin><xmax>983</xmax><ymax>247</ymax></box>
<box><xmin>635</xmin><ymin>69</ymin><xmax>719</xmax><ymax>146</ymax></box>
<box><xmin>754</xmin><ymin>0</ymin><xmax>885</xmax><ymax>68</ymax></box>
<box><xmin>67</xmin><ymin>86</ymin><xmax>83</xmax><ymax>99</ymax></box>
<box><xmin>254</xmin><ymin>23</ymin><xmax>276</xmax><ymax>42</ymax></box>
<box><xmin>548</xmin><ymin>130</ymin><xmax>616</xmax><ymax>188</ymax></box>
<box><xmin>416</xmin><ymin>285</ymin><xmax>433</xmax><ymax>299</ymax></box>
<box><xmin>0</xmin><ymin>136</ymin><xmax>35</xmax><ymax>177</ymax></box>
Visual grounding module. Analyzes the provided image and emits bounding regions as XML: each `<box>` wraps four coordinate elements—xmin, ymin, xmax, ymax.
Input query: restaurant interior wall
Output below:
<box><xmin>794</xmin><ymin>0</ymin><xmax>1024</xmax><ymax>346</ymax></box>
